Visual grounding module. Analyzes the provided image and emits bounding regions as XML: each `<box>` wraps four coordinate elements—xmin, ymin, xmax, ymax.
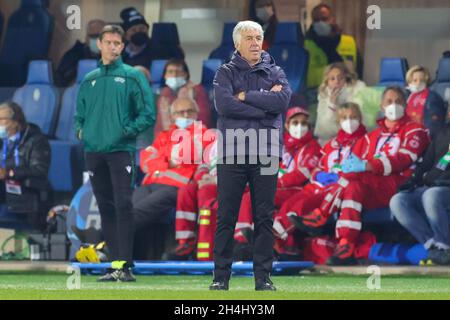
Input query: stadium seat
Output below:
<box><xmin>48</xmin><ymin>60</ymin><xmax>97</xmax><ymax>192</ymax></box>
<box><xmin>201</xmin><ymin>59</ymin><xmax>223</xmax><ymax>128</ymax></box>
<box><xmin>151</xmin><ymin>23</ymin><xmax>185</xmax><ymax>60</ymax></box>
<box><xmin>209</xmin><ymin>22</ymin><xmax>237</xmax><ymax>62</ymax></box>
<box><xmin>0</xmin><ymin>0</ymin><xmax>54</xmax><ymax>86</ymax></box>
<box><xmin>150</xmin><ymin>59</ymin><xmax>168</xmax><ymax>94</ymax></box>
<box><xmin>268</xmin><ymin>22</ymin><xmax>309</xmax><ymax>92</ymax></box>
<box><xmin>377</xmin><ymin>57</ymin><xmax>409</xmax><ymax>87</ymax></box>
<box><xmin>12</xmin><ymin>60</ymin><xmax>59</xmax><ymax>136</ymax></box>
<box><xmin>201</xmin><ymin>59</ymin><xmax>223</xmax><ymax>93</ymax></box>
<box><xmin>430</xmin><ymin>56</ymin><xmax>450</xmax><ymax>102</ymax></box>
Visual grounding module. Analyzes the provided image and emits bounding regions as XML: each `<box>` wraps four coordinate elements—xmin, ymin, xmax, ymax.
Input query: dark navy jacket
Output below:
<box><xmin>213</xmin><ymin>51</ymin><xmax>291</xmax><ymax>160</ymax></box>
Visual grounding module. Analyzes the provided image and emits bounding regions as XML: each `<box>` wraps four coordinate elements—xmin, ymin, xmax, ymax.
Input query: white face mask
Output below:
<box><xmin>384</xmin><ymin>103</ymin><xmax>405</xmax><ymax>121</ymax></box>
<box><xmin>313</xmin><ymin>21</ymin><xmax>332</xmax><ymax>37</ymax></box>
<box><xmin>289</xmin><ymin>124</ymin><xmax>308</xmax><ymax>139</ymax></box>
<box><xmin>407</xmin><ymin>83</ymin><xmax>426</xmax><ymax>93</ymax></box>
<box><xmin>166</xmin><ymin>77</ymin><xmax>186</xmax><ymax>91</ymax></box>
<box><xmin>340</xmin><ymin>119</ymin><xmax>360</xmax><ymax>134</ymax></box>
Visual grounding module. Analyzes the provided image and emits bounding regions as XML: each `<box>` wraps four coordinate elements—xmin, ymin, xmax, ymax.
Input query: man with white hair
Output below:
<box><xmin>210</xmin><ymin>20</ymin><xmax>291</xmax><ymax>291</ymax></box>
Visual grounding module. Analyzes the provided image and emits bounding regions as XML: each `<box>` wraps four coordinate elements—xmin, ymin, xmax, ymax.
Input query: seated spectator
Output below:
<box><xmin>0</xmin><ymin>102</ymin><xmax>51</xmax><ymax>229</ymax></box>
<box><xmin>314</xmin><ymin>62</ymin><xmax>366</xmax><ymax>145</ymax></box>
<box><xmin>289</xmin><ymin>87</ymin><xmax>430</xmax><ymax>265</ymax></box>
<box><xmin>248</xmin><ymin>0</ymin><xmax>278</xmax><ymax>51</ymax></box>
<box><xmin>55</xmin><ymin>19</ymin><xmax>105</xmax><ymax>87</ymax></box>
<box><xmin>121</xmin><ymin>7</ymin><xmax>184</xmax><ymax>69</ymax></box>
<box><xmin>390</xmin><ymin>108</ymin><xmax>450</xmax><ymax>265</ymax></box>
<box><xmin>405</xmin><ymin>65</ymin><xmax>447</xmax><ymax>139</ymax></box>
<box><xmin>155</xmin><ymin>59</ymin><xmax>212</xmax><ymax>136</ymax></box>
<box><xmin>133</xmin><ymin>97</ymin><xmax>210</xmax><ymax>233</ymax></box>
<box><xmin>304</xmin><ymin>4</ymin><xmax>361</xmax><ymax>90</ymax></box>
<box><xmin>273</xmin><ymin>102</ymin><xmax>367</xmax><ymax>256</ymax></box>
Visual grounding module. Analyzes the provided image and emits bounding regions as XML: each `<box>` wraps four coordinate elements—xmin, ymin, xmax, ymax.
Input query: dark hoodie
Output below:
<box><xmin>213</xmin><ymin>51</ymin><xmax>291</xmax><ymax>160</ymax></box>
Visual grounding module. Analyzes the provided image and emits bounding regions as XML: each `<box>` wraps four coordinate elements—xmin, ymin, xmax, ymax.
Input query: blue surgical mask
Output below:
<box><xmin>313</xmin><ymin>21</ymin><xmax>332</xmax><ymax>37</ymax></box>
<box><xmin>175</xmin><ymin>118</ymin><xmax>194</xmax><ymax>129</ymax></box>
<box><xmin>0</xmin><ymin>125</ymin><xmax>8</xmax><ymax>139</ymax></box>
<box><xmin>89</xmin><ymin>37</ymin><xmax>100</xmax><ymax>54</ymax></box>
<box><xmin>166</xmin><ymin>77</ymin><xmax>187</xmax><ymax>91</ymax></box>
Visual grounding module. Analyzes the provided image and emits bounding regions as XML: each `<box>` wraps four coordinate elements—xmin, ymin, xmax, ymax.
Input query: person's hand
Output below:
<box><xmin>270</xmin><ymin>85</ymin><xmax>283</xmax><ymax>92</ymax></box>
<box><xmin>397</xmin><ymin>181</ymin><xmax>417</xmax><ymax>193</ymax></box>
<box><xmin>315</xmin><ymin>172</ymin><xmax>339</xmax><ymax>186</ymax></box>
<box><xmin>341</xmin><ymin>155</ymin><xmax>367</xmax><ymax>173</ymax></box>
<box><xmin>198</xmin><ymin>174</ymin><xmax>216</xmax><ymax>188</ymax></box>
<box><xmin>329</xmin><ymin>87</ymin><xmax>342</xmax><ymax>105</ymax></box>
<box><xmin>235</xmin><ymin>91</ymin><xmax>246</xmax><ymax>101</ymax></box>
<box><xmin>0</xmin><ymin>168</ymin><xmax>6</xmax><ymax>180</ymax></box>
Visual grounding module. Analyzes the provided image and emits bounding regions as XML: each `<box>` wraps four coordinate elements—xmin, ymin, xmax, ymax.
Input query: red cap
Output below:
<box><xmin>286</xmin><ymin>107</ymin><xmax>309</xmax><ymax>122</ymax></box>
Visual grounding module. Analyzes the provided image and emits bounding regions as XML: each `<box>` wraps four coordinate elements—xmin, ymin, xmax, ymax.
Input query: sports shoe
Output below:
<box><xmin>255</xmin><ymin>277</ymin><xmax>276</xmax><ymax>291</ymax></box>
<box><xmin>97</xmin><ymin>269</ymin><xmax>121</xmax><ymax>282</ymax></box>
<box><xmin>209</xmin><ymin>280</ymin><xmax>229</xmax><ymax>291</ymax></box>
<box><xmin>428</xmin><ymin>247</ymin><xmax>450</xmax><ymax>265</ymax></box>
<box><xmin>117</xmin><ymin>267</ymin><xmax>136</xmax><ymax>282</ymax></box>
<box><xmin>326</xmin><ymin>238</ymin><xmax>357</xmax><ymax>266</ymax></box>
<box><xmin>288</xmin><ymin>209</ymin><xmax>326</xmax><ymax>236</ymax></box>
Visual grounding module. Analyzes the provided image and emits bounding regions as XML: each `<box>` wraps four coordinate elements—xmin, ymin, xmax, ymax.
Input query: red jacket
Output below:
<box><xmin>354</xmin><ymin>116</ymin><xmax>429</xmax><ymax>182</ymax></box>
<box><xmin>277</xmin><ymin>131</ymin><xmax>321</xmax><ymax>188</ymax></box>
<box><xmin>311</xmin><ymin>125</ymin><xmax>367</xmax><ymax>185</ymax></box>
<box><xmin>140</xmin><ymin>123</ymin><xmax>211</xmax><ymax>187</ymax></box>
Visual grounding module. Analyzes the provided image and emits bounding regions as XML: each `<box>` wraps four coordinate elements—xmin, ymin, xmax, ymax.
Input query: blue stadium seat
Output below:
<box><xmin>378</xmin><ymin>57</ymin><xmax>409</xmax><ymax>87</ymax></box>
<box><xmin>48</xmin><ymin>59</ymin><xmax>97</xmax><ymax>192</ymax></box>
<box><xmin>0</xmin><ymin>0</ymin><xmax>54</xmax><ymax>86</ymax></box>
<box><xmin>201</xmin><ymin>59</ymin><xmax>223</xmax><ymax>93</ymax></box>
<box><xmin>12</xmin><ymin>60</ymin><xmax>59</xmax><ymax>136</ymax></box>
<box><xmin>363</xmin><ymin>208</ymin><xmax>395</xmax><ymax>224</ymax></box>
<box><xmin>201</xmin><ymin>59</ymin><xmax>223</xmax><ymax>128</ymax></box>
<box><xmin>430</xmin><ymin>56</ymin><xmax>450</xmax><ymax>102</ymax></box>
<box><xmin>151</xmin><ymin>23</ymin><xmax>185</xmax><ymax>60</ymax></box>
<box><xmin>268</xmin><ymin>22</ymin><xmax>309</xmax><ymax>92</ymax></box>
<box><xmin>209</xmin><ymin>22</ymin><xmax>237</xmax><ymax>62</ymax></box>
<box><xmin>150</xmin><ymin>59</ymin><xmax>168</xmax><ymax>94</ymax></box>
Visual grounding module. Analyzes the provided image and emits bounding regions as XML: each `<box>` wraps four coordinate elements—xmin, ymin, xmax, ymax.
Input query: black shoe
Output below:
<box><xmin>117</xmin><ymin>268</ymin><xmax>136</xmax><ymax>282</ymax></box>
<box><xmin>97</xmin><ymin>269</ymin><xmax>121</xmax><ymax>282</ymax></box>
<box><xmin>428</xmin><ymin>248</ymin><xmax>450</xmax><ymax>265</ymax></box>
<box><xmin>255</xmin><ymin>277</ymin><xmax>276</xmax><ymax>291</ymax></box>
<box><xmin>209</xmin><ymin>280</ymin><xmax>229</xmax><ymax>291</ymax></box>
<box><xmin>288</xmin><ymin>215</ymin><xmax>324</xmax><ymax>237</ymax></box>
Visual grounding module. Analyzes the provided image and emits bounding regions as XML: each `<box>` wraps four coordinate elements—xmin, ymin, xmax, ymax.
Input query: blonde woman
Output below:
<box><xmin>405</xmin><ymin>65</ymin><xmax>446</xmax><ymax>139</ymax></box>
<box><xmin>314</xmin><ymin>62</ymin><xmax>366</xmax><ymax>145</ymax></box>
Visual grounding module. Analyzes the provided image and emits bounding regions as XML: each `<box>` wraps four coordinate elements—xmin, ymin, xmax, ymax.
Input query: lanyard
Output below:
<box><xmin>374</xmin><ymin>133</ymin><xmax>395</xmax><ymax>157</ymax></box>
<box><xmin>2</xmin><ymin>135</ymin><xmax>20</xmax><ymax>169</ymax></box>
<box><xmin>287</xmin><ymin>147</ymin><xmax>302</xmax><ymax>170</ymax></box>
<box><xmin>337</xmin><ymin>142</ymin><xmax>356</xmax><ymax>164</ymax></box>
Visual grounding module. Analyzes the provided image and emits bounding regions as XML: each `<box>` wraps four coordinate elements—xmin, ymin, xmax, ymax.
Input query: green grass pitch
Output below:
<box><xmin>0</xmin><ymin>272</ymin><xmax>449</xmax><ymax>300</ymax></box>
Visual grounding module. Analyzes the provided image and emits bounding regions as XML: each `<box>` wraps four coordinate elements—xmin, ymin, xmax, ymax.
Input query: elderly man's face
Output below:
<box><xmin>171</xmin><ymin>99</ymin><xmax>198</xmax><ymax>122</ymax></box>
<box><xmin>236</xmin><ymin>29</ymin><xmax>263</xmax><ymax>65</ymax></box>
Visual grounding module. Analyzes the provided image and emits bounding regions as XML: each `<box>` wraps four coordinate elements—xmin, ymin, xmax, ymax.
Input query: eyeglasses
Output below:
<box><xmin>173</xmin><ymin>109</ymin><xmax>197</xmax><ymax>116</ymax></box>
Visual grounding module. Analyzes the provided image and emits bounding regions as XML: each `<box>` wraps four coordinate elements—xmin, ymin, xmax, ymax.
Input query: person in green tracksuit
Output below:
<box><xmin>75</xmin><ymin>25</ymin><xmax>156</xmax><ymax>282</ymax></box>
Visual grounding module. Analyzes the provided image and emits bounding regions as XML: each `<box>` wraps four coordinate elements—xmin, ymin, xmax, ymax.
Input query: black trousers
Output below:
<box><xmin>213</xmin><ymin>157</ymin><xmax>278</xmax><ymax>281</ymax></box>
<box><xmin>132</xmin><ymin>183</ymin><xmax>178</xmax><ymax>229</ymax></box>
<box><xmin>85</xmin><ymin>152</ymin><xmax>135</xmax><ymax>264</ymax></box>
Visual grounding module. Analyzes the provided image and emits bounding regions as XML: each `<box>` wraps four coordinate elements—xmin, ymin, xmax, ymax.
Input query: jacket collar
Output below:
<box><xmin>99</xmin><ymin>57</ymin><xmax>123</xmax><ymax>70</ymax></box>
<box><xmin>377</xmin><ymin>115</ymin><xmax>410</xmax><ymax>133</ymax></box>
<box><xmin>230</xmin><ymin>50</ymin><xmax>273</xmax><ymax>74</ymax></box>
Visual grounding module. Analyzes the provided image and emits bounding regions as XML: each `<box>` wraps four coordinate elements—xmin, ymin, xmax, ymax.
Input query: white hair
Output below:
<box><xmin>232</xmin><ymin>20</ymin><xmax>264</xmax><ymax>46</ymax></box>
<box><xmin>169</xmin><ymin>97</ymin><xmax>199</xmax><ymax>115</ymax></box>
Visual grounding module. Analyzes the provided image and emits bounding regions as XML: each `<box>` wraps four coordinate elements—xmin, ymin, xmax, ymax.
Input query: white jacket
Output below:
<box><xmin>314</xmin><ymin>80</ymin><xmax>366</xmax><ymax>145</ymax></box>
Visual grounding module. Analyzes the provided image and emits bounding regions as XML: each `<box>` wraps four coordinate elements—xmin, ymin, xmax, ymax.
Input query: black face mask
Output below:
<box><xmin>130</xmin><ymin>32</ymin><xmax>149</xmax><ymax>46</ymax></box>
